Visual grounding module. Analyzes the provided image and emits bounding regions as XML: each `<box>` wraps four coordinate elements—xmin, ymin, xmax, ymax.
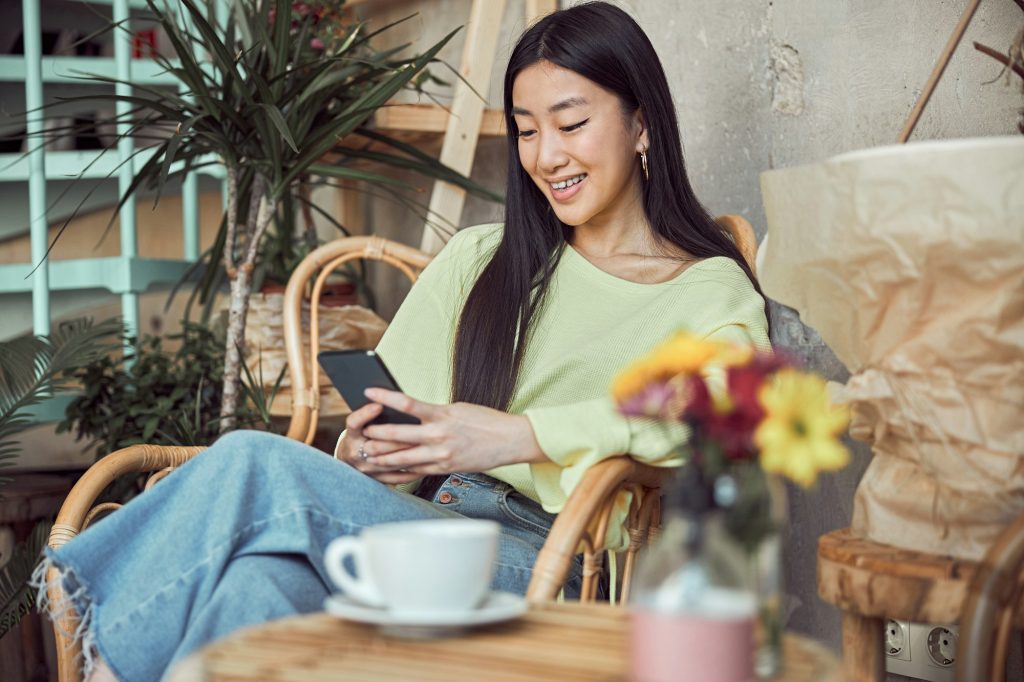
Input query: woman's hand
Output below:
<box><xmin>337</xmin><ymin>402</ymin><xmax>421</xmax><ymax>485</ymax></box>
<box><xmin>360</xmin><ymin>388</ymin><xmax>550</xmax><ymax>475</ymax></box>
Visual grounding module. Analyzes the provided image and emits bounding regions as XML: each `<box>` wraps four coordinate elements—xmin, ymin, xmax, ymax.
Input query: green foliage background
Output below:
<box><xmin>58</xmin><ymin>323</ymin><xmax>273</xmax><ymax>453</ymax></box>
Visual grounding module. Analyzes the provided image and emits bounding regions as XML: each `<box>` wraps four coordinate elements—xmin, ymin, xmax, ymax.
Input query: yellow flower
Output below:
<box><xmin>611</xmin><ymin>332</ymin><xmax>727</xmax><ymax>402</ymax></box>
<box><xmin>712</xmin><ymin>342</ymin><xmax>755</xmax><ymax>369</ymax></box>
<box><xmin>754</xmin><ymin>369</ymin><xmax>850</xmax><ymax>487</ymax></box>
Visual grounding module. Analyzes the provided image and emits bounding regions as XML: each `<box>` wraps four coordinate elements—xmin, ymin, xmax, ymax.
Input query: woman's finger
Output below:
<box><xmin>362</xmin><ymin>422</ymin><xmax>432</xmax><ymax>444</ymax></box>
<box><xmin>362</xmin><ymin>439</ymin><xmax>412</xmax><ymax>457</ymax></box>
<box><xmin>368</xmin><ymin>445</ymin><xmax>447</xmax><ymax>473</ymax></box>
<box><xmin>342</xmin><ymin>437</ymin><xmax>371</xmax><ymax>469</ymax></box>
<box><xmin>364</xmin><ymin>388</ymin><xmax>439</xmax><ymax>421</ymax></box>
<box><xmin>345</xmin><ymin>402</ymin><xmax>383</xmax><ymax>432</ymax></box>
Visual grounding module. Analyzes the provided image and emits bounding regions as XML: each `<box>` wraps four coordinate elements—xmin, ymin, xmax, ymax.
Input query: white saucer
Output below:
<box><xmin>323</xmin><ymin>591</ymin><xmax>527</xmax><ymax>636</ymax></box>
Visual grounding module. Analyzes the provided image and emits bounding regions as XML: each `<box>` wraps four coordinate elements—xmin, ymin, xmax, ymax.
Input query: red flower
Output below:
<box><xmin>682</xmin><ymin>352</ymin><xmax>792</xmax><ymax>461</ymax></box>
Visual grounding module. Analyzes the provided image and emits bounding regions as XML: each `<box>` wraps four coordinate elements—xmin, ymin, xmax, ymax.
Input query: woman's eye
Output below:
<box><xmin>560</xmin><ymin>118</ymin><xmax>589</xmax><ymax>132</ymax></box>
<box><xmin>517</xmin><ymin>129</ymin><xmax>537</xmax><ymax>139</ymax></box>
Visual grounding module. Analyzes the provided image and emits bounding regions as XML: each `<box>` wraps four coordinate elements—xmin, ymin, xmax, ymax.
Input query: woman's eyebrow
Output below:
<box><xmin>512</xmin><ymin>96</ymin><xmax>589</xmax><ymax>117</ymax></box>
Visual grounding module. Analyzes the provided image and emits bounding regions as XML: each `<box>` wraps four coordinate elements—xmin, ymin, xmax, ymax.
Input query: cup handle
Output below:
<box><xmin>324</xmin><ymin>536</ymin><xmax>385</xmax><ymax>608</ymax></box>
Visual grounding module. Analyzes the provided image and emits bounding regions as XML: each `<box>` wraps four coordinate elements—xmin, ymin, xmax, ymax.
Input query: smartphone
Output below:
<box><xmin>317</xmin><ymin>349</ymin><xmax>421</xmax><ymax>426</ymax></box>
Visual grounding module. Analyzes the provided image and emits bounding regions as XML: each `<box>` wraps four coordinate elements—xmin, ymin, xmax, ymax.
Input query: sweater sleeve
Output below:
<box><xmin>341</xmin><ymin>225</ymin><xmax>500</xmax><ymax>494</ymax></box>
<box><xmin>373</xmin><ymin>225</ymin><xmax>498</xmax><ymax>400</ymax></box>
<box><xmin>524</xmin><ymin>290</ymin><xmax>771</xmax><ymax>513</ymax></box>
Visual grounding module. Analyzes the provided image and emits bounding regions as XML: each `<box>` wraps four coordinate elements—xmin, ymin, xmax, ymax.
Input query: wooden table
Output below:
<box><xmin>169</xmin><ymin>601</ymin><xmax>840</xmax><ymax>681</ymax></box>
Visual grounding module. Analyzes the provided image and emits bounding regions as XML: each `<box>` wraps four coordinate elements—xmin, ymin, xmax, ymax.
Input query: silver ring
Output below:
<box><xmin>358</xmin><ymin>443</ymin><xmax>368</xmax><ymax>462</ymax></box>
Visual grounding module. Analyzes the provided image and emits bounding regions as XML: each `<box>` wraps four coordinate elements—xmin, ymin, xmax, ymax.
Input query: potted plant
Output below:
<box><xmin>57</xmin><ymin>321</ymin><xmax>280</xmax><ymax>456</ymax></box>
<box><xmin>611</xmin><ymin>331</ymin><xmax>851</xmax><ymax>678</ymax></box>
<box><xmin>39</xmin><ymin>0</ymin><xmax>501</xmax><ymax>431</ymax></box>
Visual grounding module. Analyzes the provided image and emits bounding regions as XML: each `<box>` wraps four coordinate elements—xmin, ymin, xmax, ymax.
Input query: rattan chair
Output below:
<box><xmin>957</xmin><ymin>511</ymin><xmax>1024</xmax><ymax>682</ymax></box>
<box><xmin>44</xmin><ymin>218</ymin><xmax>759</xmax><ymax>681</ymax></box>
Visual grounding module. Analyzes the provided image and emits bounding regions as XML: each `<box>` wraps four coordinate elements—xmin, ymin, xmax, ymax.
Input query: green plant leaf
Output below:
<box><xmin>0</xmin><ymin>520</ymin><xmax>51</xmax><ymax>639</ymax></box>
<box><xmin>273</xmin><ymin>27</ymin><xmax>460</xmax><ymax>196</ymax></box>
<box><xmin>256</xmin><ymin>103</ymin><xmax>299</xmax><ymax>153</ymax></box>
<box><xmin>156</xmin><ymin>114</ymin><xmax>207</xmax><ymax>204</ymax></box>
<box><xmin>344</xmin><ymin>132</ymin><xmax>504</xmax><ymax>202</ymax></box>
<box><xmin>350</xmin><ymin>13</ymin><xmax>420</xmax><ymax>50</ymax></box>
<box><xmin>172</xmin><ymin>0</ymin><xmax>253</xmax><ymax>106</ymax></box>
<box><xmin>292</xmin><ymin>192</ymin><xmax>349</xmax><ymax>237</ymax></box>
<box><xmin>0</xmin><ymin>318</ymin><xmax>121</xmax><ymax>478</ymax></box>
<box><xmin>305</xmin><ymin>163</ymin><xmax>418</xmax><ymax>189</ymax></box>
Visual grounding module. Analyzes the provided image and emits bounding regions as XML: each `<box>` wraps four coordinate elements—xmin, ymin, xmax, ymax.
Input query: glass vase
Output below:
<box><xmin>721</xmin><ymin>469</ymin><xmax>787</xmax><ymax>679</ymax></box>
<box><xmin>750</xmin><ymin>518</ymin><xmax>783</xmax><ymax>677</ymax></box>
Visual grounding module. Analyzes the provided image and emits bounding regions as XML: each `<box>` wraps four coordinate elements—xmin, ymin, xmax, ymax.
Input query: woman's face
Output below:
<box><xmin>511</xmin><ymin>60</ymin><xmax>648</xmax><ymax>230</ymax></box>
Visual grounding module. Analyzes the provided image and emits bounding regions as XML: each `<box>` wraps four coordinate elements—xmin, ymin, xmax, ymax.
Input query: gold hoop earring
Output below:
<box><xmin>640</xmin><ymin>149</ymin><xmax>649</xmax><ymax>181</ymax></box>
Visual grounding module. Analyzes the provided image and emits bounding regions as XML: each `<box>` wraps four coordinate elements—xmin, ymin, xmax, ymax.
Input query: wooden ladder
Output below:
<box><xmin>340</xmin><ymin>0</ymin><xmax>558</xmax><ymax>253</ymax></box>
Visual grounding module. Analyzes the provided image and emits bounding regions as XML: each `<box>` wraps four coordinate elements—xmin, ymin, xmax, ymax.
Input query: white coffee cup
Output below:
<box><xmin>324</xmin><ymin>519</ymin><xmax>500</xmax><ymax>616</ymax></box>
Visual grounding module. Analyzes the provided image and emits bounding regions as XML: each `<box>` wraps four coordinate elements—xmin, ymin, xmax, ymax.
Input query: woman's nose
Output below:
<box><xmin>537</xmin><ymin>133</ymin><xmax>569</xmax><ymax>175</ymax></box>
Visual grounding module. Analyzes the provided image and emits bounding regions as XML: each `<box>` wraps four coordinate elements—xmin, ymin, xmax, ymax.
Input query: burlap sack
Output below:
<box><xmin>758</xmin><ymin>137</ymin><xmax>1024</xmax><ymax>560</ymax></box>
<box><xmin>246</xmin><ymin>292</ymin><xmax>388</xmax><ymax>416</ymax></box>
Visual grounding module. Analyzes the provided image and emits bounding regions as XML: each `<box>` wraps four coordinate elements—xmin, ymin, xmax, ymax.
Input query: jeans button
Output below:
<box><xmin>438</xmin><ymin>491</ymin><xmax>454</xmax><ymax>504</ymax></box>
<box><xmin>450</xmin><ymin>476</ymin><xmax>462</xmax><ymax>486</ymax></box>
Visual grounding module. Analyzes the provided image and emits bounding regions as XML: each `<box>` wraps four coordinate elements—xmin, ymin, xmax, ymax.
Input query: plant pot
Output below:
<box><xmin>318</xmin><ymin>282</ymin><xmax>358</xmax><ymax>308</ymax></box>
<box><xmin>245</xmin><ymin>292</ymin><xmax>387</xmax><ymax>417</ymax></box>
<box><xmin>260</xmin><ymin>281</ymin><xmax>288</xmax><ymax>296</ymax></box>
<box><xmin>759</xmin><ymin>136</ymin><xmax>1024</xmax><ymax>560</ymax></box>
<box><xmin>259</xmin><ymin>281</ymin><xmax>358</xmax><ymax>307</ymax></box>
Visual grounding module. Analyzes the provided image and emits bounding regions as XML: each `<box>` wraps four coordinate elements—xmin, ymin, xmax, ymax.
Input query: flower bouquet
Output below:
<box><xmin>613</xmin><ymin>332</ymin><xmax>850</xmax><ymax>679</ymax></box>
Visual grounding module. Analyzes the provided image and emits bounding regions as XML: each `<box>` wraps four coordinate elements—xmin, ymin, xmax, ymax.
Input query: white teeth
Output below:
<box><xmin>551</xmin><ymin>174</ymin><xmax>586</xmax><ymax>190</ymax></box>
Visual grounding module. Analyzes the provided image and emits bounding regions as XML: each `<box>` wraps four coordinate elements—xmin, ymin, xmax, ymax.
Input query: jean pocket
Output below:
<box><xmin>497</xmin><ymin>489</ymin><xmax>556</xmax><ymax>538</ymax></box>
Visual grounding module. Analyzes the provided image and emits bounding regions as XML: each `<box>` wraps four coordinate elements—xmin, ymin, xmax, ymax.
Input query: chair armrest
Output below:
<box><xmin>49</xmin><ymin>444</ymin><xmax>206</xmax><ymax>550</ymax></box>
<box><xmin>957</xmin><ymin>511</ymin><xmax>1024</xmax><ymax>682</ymax></box>
<box><xmin>44</xmin><ymin>444</ymin><xmax>205</xmax><ymax>682</ymax></box>
<box><xmin>526</xmin><ymin>456</ymin><xmax>667</xmax><ymax>602</ymax></box>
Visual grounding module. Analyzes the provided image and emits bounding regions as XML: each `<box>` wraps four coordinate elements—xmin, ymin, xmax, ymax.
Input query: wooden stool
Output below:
<box><xmin>817</xmin><ymin>528</ymin><xmax>1024</xmax><ymax>681</ymax></box>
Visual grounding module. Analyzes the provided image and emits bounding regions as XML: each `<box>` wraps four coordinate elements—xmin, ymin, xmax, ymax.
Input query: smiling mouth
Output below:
<box><xmin>548</xmin><ymin>173</ymin><xmax>587</xmax><ymax>201</ymax></box>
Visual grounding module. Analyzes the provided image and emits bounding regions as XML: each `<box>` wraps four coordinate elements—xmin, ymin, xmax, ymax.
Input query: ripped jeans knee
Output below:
<box><xmin>31</xmin><ymin>553</ymin><xmax>101</xmax><ymax>679</ymax></box>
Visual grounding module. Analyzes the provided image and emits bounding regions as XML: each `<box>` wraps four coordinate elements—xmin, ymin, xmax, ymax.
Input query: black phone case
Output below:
<box><xmin>316</xmin><ymin>349</ymin><xmax>421</xmax><ymax>425</ymax></box>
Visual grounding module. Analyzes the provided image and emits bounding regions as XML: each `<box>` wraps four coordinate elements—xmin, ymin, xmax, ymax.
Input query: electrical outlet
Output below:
<box><xmin>885</xmin><ymin>619</ymin><xmax>910</xmax><ymax>661</ymax></box>
<box><xmin>884</xmin><ymin>621</ymin><xmax>957</xmax><ymax>682</ymax></box>
<box><xmin>926</xmin><ymin>626</ymin><xmax>957</xmax><ymax>668</ymax></box>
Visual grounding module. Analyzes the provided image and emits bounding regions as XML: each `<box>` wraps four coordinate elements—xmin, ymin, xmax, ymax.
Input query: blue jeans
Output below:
<box><xmin>36</xmin><ymin>431</ymin><xmax>582</xmax><ymax>681</ymax></box>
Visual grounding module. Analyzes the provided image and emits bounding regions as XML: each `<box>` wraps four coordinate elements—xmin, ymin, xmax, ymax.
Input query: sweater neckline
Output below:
<box><xmin>561</xmin><ymin>243</ymin><xmax>732</xmax><ymax>291</ymax></box>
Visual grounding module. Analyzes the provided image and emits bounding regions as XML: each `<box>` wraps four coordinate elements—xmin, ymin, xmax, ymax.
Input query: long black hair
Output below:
<box><xmin>451</xmin><ymin>1</ymin><xmax>769</xmax><ymax>411</ymax></box>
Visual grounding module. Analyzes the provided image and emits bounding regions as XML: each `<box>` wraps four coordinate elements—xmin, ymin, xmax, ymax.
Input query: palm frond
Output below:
<box><xmin>0</xmin><ymin>318</ymin><xmax>122</xmax><ymax>476</ymax></box>
<box><xmin>0</xmin><ymin>520</ymin><xmax>50</xmax><ymax>639</ymax></box>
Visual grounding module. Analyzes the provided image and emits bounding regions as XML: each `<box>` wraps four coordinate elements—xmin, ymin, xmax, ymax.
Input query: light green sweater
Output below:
<box><xmin>376</xmin><ymin>224</ymin><xmax>771</xmax><ymax>551</ymax></box>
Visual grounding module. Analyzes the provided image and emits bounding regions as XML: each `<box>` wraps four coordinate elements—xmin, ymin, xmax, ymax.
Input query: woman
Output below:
<box><xmin>37</xmin><ymin>3</ymin><xmax>770</xmax><ymax>680</ymax></box>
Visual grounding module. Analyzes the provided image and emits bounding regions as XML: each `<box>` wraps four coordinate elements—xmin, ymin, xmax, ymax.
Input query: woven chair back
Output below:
<box><xmin>281</xmin><ymin>236</ymin><xmax>431</xmax><ymax>445</ymax></box>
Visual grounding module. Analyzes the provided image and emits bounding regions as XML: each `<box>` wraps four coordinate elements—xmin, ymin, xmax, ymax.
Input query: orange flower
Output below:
<box><xmin>611</xmin><ymin>332</ymin><xmax>749</xmax><ymax>404</ymax></box>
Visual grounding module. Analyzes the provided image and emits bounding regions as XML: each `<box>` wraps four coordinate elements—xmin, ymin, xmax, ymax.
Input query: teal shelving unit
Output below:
<box><xmin>0</xmin><ymin>0</ymin><xmax>228</xmax><ymax>426</ymax></box>
<box><xmin>0</xmin><ymin>0</ymin><xmax>226</xmax><ymax>340</ymax></box>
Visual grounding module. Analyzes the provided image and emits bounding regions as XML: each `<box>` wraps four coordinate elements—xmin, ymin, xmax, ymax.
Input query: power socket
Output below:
<box><xmin>926</xmin><ymin>626</ymin><xmax>957</xmax><ymax>668</ymax></box>
<box><xmin>884</xmin><ymin>620</ymin><xmax>958</xmax><ymax>682</ymax></box>
<box><xmin>886</xmin><ymin>619</ymin><xmax>910</xmax><ymax>661</ymax></box>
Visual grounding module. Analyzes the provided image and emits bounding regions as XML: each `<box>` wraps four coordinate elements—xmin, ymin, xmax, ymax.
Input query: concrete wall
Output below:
<box><xmin>618</xmin><ymin>1</ymin><xmax>1021</xmax><ymax>671</ymax></box>
<box><xmin>364</xmin><ymin>0</ymin><xmax>1023</xmax><ymax>673</ymax></box>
